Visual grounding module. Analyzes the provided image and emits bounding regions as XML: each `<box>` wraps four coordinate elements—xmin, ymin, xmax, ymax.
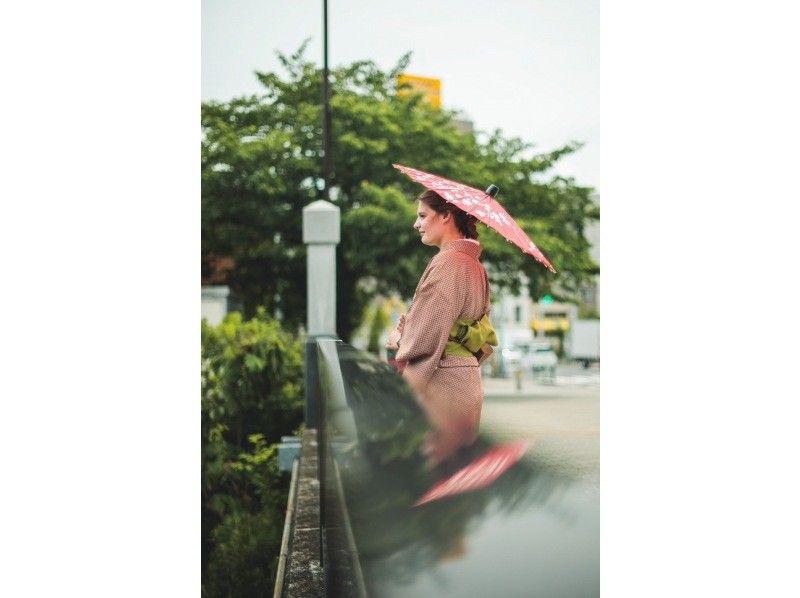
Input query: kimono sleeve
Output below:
<box><xmin>395</xmin><ymin>264</ymin><xmax>463</xmax><ymax>391</ymax></box>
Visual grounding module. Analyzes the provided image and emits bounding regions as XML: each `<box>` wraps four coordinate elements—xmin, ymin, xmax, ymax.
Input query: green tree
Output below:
<box><xmin>202</xmin><ymin>43</ymin><xmax>599</xmax><ymax>341</ymax></box>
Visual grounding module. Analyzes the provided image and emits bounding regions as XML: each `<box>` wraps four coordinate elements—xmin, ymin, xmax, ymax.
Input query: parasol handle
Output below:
<box><xmin>485</xmin><ymin>184</ymin><xmax>500</xmax><ymax>197</ymax></box>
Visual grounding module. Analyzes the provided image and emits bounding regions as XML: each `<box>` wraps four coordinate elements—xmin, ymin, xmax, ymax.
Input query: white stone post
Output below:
<box><xmin>302</xmin><ymin>200</ymin><xmax>340</xmax><ymax>336</ymax></box>
<box><xmin>302</xmin><ymin>199</ymin><xmax>340</xmax><ymax>428</ymax></box>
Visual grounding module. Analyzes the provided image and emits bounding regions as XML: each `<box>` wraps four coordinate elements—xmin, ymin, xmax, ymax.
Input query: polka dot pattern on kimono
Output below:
<box><xmin>395</xmin><ymin>239</ymin><xmax>492</xmax><ymax>434</ymax></box>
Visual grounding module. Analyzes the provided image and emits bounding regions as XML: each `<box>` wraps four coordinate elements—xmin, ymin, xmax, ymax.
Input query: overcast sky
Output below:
<box><xmin>202</xmin><ymin>0</ymin><xmax>599</xmax><ymax>191</ymax></box>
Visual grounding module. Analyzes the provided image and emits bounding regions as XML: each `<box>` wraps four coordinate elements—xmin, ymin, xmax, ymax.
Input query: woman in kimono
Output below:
<box><xmin>386</xmin><ymin>189</ymin><xmax>497</xmax><ymax>464</ymax></box>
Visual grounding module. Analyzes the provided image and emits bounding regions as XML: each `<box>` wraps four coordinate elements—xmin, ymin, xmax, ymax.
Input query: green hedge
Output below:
<box><xmin>201</xmin><ymin>309</ymin><xmax>304</xmax><ymax>597</ymax></box>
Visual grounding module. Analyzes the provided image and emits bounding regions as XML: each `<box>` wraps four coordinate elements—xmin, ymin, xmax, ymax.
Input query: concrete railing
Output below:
<box><xmin>274</xmin><ymin>337</ymin><xmax>600</xmax><ymax>597</ymax></box>
<box><xmin>275</xmin><ymin>428</ymin><xmax>324</xmax><ymax>598</ymax></box>
<box><xmin>274</xmin><ymin>338</ymin><xmax>362</xmax><ymax>598</ymax></box>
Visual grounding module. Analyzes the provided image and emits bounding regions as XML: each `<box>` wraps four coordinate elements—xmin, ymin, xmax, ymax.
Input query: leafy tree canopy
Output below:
<box><xmin>202</xmin><ymin>43</ymin><xmax>599</xmax><ymax>341</ymax></box>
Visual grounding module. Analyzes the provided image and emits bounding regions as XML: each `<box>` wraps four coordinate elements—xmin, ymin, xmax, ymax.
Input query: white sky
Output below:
<box><xmin>202</xmin><ymin>0</ymin><xmax>599</xmax><ymax>191</ymax></box>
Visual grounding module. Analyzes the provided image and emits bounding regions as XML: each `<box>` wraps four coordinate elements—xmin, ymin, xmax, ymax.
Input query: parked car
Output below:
<box><xmin>494</xmin><ymin>346</ymin><xmax>523</xmax><ymax>378</ymax></box>
<box><xmin>490</xmin><ymin>342</ymin><xmax>557</xmax><ymax>380</ymax></box>
<box><xmin>520</xmin><ymin>341</ymin><xmax>557</xmax><ymax>379</ymax></box>
<box><xmin>501</xmin><ymin>346</ymin><xmax>522</xmax><ymax>366</ymax></box>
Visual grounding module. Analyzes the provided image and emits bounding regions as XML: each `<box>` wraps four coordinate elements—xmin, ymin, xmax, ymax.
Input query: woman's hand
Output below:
<box><xmin>385</xmin><ymin>313</ymin><xmax>406</xmax><ymax>351</ymax></box>
<box><xmin>385</xmin><ymin>328</ymin><xmax>401</xmax><ymax>351</ymax></box>
<box><xmin>397</xmin><ymin>313</ymin><xmax>406</xmax><ymax>334</ymax></box>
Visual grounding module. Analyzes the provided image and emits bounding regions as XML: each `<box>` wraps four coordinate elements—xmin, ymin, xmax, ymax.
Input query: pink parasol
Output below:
<box><xmin>413</xmin><ymin>440</ymin><xmax>533</xmax><ymax>507</ymax></box>
<box><xmin>393</xmin><ymin>163</ymin><xmax>556</xmax><ymax>273</ymax></box>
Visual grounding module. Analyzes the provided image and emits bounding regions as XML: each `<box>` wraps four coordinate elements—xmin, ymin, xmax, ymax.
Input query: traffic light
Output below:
<box><xmin>541</xmin><ymin>294</ymin><xmax>554</xmax><ymax>305</ymax></box>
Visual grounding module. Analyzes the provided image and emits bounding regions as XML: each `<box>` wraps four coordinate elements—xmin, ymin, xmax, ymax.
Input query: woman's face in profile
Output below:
<box><xmin>414</xmin><ymin>201</ymin><xmax>447</xmax><ymax>247</ymax></box>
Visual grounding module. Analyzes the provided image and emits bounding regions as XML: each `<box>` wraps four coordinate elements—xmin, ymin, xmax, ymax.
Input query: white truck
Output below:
<box><xmin>568</xmin><ymin>319</ymin><xmax>600</xmax><ymax>368</ymax></box>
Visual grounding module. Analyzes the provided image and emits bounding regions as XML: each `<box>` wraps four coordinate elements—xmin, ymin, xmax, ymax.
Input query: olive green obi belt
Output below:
<box><xmin>444</xmin><ymin>314</ymin><xmax>499</xmax><ymax>361</ymax></box>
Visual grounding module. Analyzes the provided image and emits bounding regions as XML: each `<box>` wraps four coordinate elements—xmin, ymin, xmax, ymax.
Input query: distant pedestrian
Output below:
<box><xmin>386</xmin><ymin>189</ymin><xmax>497</xmax><ymax>464</ymax></box>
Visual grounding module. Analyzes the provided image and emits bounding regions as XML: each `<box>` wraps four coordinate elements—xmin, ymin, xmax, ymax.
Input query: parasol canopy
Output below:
<box><xmin>394</xmin><ymin>163</ymin><xmax>556</xmax><ymax>273</ymax></box>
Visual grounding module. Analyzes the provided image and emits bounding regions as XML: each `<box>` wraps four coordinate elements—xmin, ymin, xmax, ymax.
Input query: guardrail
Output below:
<box><xmin>276</xmin><ymin>337</ymin><xmax>599</xmax><ymax>598</ymax></box>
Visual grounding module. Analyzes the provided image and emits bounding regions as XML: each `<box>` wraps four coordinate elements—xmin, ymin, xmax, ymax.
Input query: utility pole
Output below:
<box><xmin>322</xmin><ymin>0</ymin><xmax>332</xmax><ymax>201</ymax></box>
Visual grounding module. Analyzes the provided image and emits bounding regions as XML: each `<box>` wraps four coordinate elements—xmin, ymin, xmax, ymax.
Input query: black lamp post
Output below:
<box><xmin>322</xmin><ymin>0</ymin><xmax>332</xmax><ymax>201</ymax></box>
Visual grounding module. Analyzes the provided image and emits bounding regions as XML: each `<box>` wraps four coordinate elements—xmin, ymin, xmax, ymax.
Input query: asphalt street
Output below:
<box><xmin>480</xmin><ymin>367</ymin><xmax>600</xmax><ymax>486</ymax></box>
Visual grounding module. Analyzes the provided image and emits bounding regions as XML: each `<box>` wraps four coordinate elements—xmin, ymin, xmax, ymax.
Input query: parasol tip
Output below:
<box><xmin>485</xmin><ymin>184</ymin><xmax>500</xmax><ymax>197</ymax></box>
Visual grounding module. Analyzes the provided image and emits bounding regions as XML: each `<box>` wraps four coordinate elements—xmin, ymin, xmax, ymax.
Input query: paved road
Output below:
<box><xmin>479</xmin><ymin>376</ymin><xmax>599</xmax><ymax>486</ymax></box>
<box><xmin>484</xmin><ymin>361</ymin><xmax>600</xmax><ymax>389</ymax></box>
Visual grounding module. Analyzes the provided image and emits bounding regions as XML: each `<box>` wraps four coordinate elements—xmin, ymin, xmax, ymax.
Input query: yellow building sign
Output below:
<box><xmin>397</xmin><ymin>73</ymin><xmax>441</xmax><ymax>108</ymax></box>
<box><xmin>531</xmin><ymin>318</ymin><xmax>570</xmax><ymax>333</ymax></box>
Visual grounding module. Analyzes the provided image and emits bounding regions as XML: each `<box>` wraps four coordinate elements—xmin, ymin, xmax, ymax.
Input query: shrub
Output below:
<box><xmin>201</xmin><ymin>310</ymin><xmax>304</xmax><ymax>597</ymax></box>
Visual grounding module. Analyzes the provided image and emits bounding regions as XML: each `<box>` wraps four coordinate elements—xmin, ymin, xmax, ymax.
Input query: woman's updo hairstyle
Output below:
<box><xmin>417</xmin><ymin>189</ymin><xmax>479</xmax><ymax>240</ymax></box>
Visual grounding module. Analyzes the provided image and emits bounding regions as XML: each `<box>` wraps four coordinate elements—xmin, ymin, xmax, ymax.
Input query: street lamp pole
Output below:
<box><xmin>322</xmin><ymin>0</ymin><xmax>332</xmax><ymax>201</ymax></box>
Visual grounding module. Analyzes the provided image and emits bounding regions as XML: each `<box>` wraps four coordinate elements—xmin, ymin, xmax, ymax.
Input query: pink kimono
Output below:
<box><xmin>395</xmin><ymin>238</ymin><xmax>492</xmax><ymax>455</ymax></box>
